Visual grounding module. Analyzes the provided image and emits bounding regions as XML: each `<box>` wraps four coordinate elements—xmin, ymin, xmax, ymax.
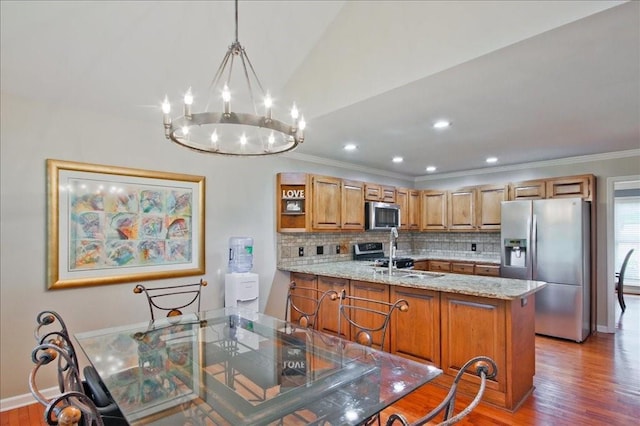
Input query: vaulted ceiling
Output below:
<box><xmin>2</xmin><ymin>1</ymin><xmax>638</xmax><ymax>178</ymax></box>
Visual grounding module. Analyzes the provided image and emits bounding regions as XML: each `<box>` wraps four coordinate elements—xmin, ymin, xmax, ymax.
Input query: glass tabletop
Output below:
<box><xmin>75</xmin><ymin>307</ymin><xmax>441</xmax><ymax>425</ymax></box>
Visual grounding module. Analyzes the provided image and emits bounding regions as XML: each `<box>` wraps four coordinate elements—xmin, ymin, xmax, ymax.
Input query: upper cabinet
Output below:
<box><xmin>341</xmin><ymin>179</ymin><xmax>365</xmax><ymax>230</ymax></box>
<box><xmin>421</xmin><ymin>190</ymin><xmax>448</xmax><ymax>231</ymax></box>
<box><xmin>476</xmin><ymin>185</ymin><xmax>508</xmax><ymax>230</ymax></box>
<box><xmin>448</xmin><ymin>187</ymin><xmax>475</xmax><ymax>231</ymax></box>
<box><xmin>277</xmin><ymin>173</ymin><xmax>309</xmax><ymax>232</ymax></box>
<box><xmin>364</xmin><ymin>183</ymin><xmax>396</xmax><ymax>203</ymax></box>
<box><xmin>277</xmin><ymin>172</ymin><xmax>594</xmax><ymax>233</ymax></box>
<box><xmin>311</xmin><ymin>175</ymin><xmax>342</xmax><ymax>231</ymax></box>
<box><xmin>397</xmin><ymin>188</ymin><xmax>421</xmax><ymax>231</ymax></box>
<box><xmin>509</xmin><ymin>175</ymin><xmax>593</xmax><ymax>202</ymax></box>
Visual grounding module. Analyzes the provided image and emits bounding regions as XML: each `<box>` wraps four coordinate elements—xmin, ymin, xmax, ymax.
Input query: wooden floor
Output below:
<box><xmin>3</xmin><ymin>295</ymin><xmax>639</xmax><ymax>425</ymax></box>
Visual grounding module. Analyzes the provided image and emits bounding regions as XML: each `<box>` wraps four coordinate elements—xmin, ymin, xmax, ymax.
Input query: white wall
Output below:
<box><xmin>0</xmin><ymin>92</ymin><xmax>411</xmax><ymax>400</ymax></box>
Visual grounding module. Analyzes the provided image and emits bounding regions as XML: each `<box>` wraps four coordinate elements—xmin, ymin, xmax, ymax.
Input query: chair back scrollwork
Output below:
<box><xmin>285</xmin><ymin>281</ymin><xmax>339</xmax><ymax>329</ymax></box>
<box><xmin>133</xmin><ymin>279</ymin><xmax>208</xmax><ymax>321</ymax></box>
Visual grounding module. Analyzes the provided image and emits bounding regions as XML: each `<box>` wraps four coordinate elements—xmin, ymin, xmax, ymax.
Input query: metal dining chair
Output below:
<box><xmin>31</xmin><ymin>310</ymin><xmax>127</xmax><ymax>425</ymax></box>
<box><xmin>337</xmin><ymin>288</ymin><xmax>409</xmax><ymax>351</ymax></box>
<box><xmin>616</xmin><ymin>248</ymin><xmax>634</xmax><ymax>312</ymax></box>
<box><xmin>133</xmin><ymin>278</ymin><xmax>208</xmax><ymax>321</ymax></box>
<box><xmin>386</xmin><ymin>356</ymin><xmax>498</xmax><ymax>426</ymax></box>
<box><xmin>285</xmin><ymin>280</ymin><xmax>339</xmax><ymax>329</ymax></box>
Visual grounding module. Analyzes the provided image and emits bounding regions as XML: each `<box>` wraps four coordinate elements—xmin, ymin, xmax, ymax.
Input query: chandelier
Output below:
<box><xmin>162</xmin><ymin>0</ymin><xmax>305</xmax><ymax>156</ymax></box>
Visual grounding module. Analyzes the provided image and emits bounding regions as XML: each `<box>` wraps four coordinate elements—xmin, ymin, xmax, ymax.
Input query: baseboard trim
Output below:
<box><xmin>0</xmin><ymin>386</ymin><xmax>58</xmax><ymax>412</ymax></box>
<box><xmin>597</xmin><ymin>324</ymin><xmax>615</xmax><ymax>334</ymax></box>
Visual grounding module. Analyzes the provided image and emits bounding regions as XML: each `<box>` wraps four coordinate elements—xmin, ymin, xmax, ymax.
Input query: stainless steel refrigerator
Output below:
<box><xmin>500</xmin><ymin>198</ymin><xmax>590</xmax><ymax>342</ymax></box>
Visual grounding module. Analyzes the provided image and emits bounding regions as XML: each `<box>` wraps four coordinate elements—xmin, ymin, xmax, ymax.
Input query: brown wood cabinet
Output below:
<box><xmin>448</xmin><ymin>188</ymin><xmax>476</xmax><ymax>230</ymax></box>
<box><xmin>310</xmin><ymin>175</ymin><xmax>342</xmax><ymax>231</ymax></box>
<box><xmin>365</xmin><ymin>183</ymin><xmax>396</xmax><ymax>202</ymax></box>
<box><xmin>476</xmin><ymin>185</ymin><xmax>507</xmax><ymax>230</ymax></box>
<box><xmin>439</xmin><ymin>292</ymin><xmax>535</xmax><ymax>410</ymax></box>
<box><xmin>277</xmin><ymin>173</ymin><xmax>309</xmax><ymax>232</ymax></box>
<box><xmin>391</xmin><ymin>286</ymin><xmax>440</xmax><ymax>365</ymax></box>
<box><xmin>509</xmin><ymin>174</ymin><xmax>593</xmax><ymax>201</ymax></box>
<box><xmin>412</xmin><ymin>260</ymin><xmax>428</xmax><ymax>271</ymax></box>
<box><xmin>397</xmin><ymin>188</ymin><xmax>421</xmax><ymax>230</ymax></box>
<box><xmin>349</xmin><ymin>280</ymin><xmax>390</xmax><ymax>351</ymax></box>
<box><xmin>341</xmin><ymin>179</ymin><xmax>365</xmax><ymax>230</ymax></box>
<box><xmin>451</xmin><ymin>262</ymin><xmax>474</xmax><ymax>275</ymax></box>
<box><xmin>428</xmin><ymin>260</ymin><xmax>451</xmax><ymax>272</ymax></box>
<box><xmin>421</xmin><ymin>190</ymin><xmax>448</xmax><ymax>230</ymax></box>
<box><xmin>316</xmin><ymin>276</ymin><xmax>349</xmax><ymax>338</ymax></box>
<box><xmin>546</xmin><ymin>175</ymin><xmax>592</xmax><ymax>200</ymax></box>
<box><xmin>475</xmin><ymin>264</ymin><xmax>500</xmax><ymax>277</ymax></box>
<box><xmin>288</xmin><ymin>272</ymin><xmax>317</xmax><ymax>324</ymax></box>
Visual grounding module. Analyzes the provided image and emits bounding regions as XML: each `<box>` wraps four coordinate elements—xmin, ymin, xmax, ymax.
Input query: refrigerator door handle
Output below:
<box><xmin>531</xmin><ymin>214</ymin><xmax>537</xmax><ymax>280</ymax></box>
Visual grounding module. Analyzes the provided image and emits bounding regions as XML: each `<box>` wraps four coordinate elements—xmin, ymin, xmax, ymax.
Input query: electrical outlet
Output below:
<box><xmin>316</xmin><ymin>245</ymin><xmax>324</xmax><ymax>255</ymax></box>
<box><xmin>336</xmin><ymin>245</ymin><xmax>341</xmax><ymax>254</ymax></box>
<box><xmin>471</xmin><ymin>243</ymin><xmax>477</xmax><ymax>251</ymax></box>
<box><xmin>298</xmin><ymin>247</ymin><xmax>304</xmax><ymax>257</ymax></box>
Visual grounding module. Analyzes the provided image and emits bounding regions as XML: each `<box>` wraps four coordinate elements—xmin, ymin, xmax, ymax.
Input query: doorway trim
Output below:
<box><xmin>605</xmin><ymin>174</ymin><xmax>640</xmax><ymax>332</ymax></box>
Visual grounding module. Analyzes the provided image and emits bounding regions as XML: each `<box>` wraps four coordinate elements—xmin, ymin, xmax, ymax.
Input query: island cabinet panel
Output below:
<box><xmin>311</xmin><ymin>175</ymin><xmax>341</xmax><ymax>230</ymax></box>
<box><xmin>440</xmin><ymin>293</ymin><xmax>508</xmax><ymax>408</ymax></box>
<box><xmin>341</xmin><ymin>179</ymin><xmax>365</xmax><ymax>230</ymax></box>
<box><xmin>316</xmin><ymin>276</ymin><xmax>349</xmax><ymax>338</ymax></box>
<box><xmin>288</xmin><ymin>272</ymin><xmax>317</xmax><ymax>325</ymax></box>
<box><xmin>349</xmin><ymin>280</ymin><xmax>390</xmax><ymax>351</ymax></box>
<box><xmin>448</xmin><ymin>188</ymin><xmax>476</xmax><ymax>230</ymax></box>
<box><xmin>390</xmin><ymin>286</ymin><xmax>440</xmax><ymax>365</ymax></box>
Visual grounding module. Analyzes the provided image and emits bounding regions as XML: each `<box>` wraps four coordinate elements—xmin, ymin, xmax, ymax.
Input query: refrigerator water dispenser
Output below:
<box><xmin>503</xmin><ymin>239</ymin><xmax>527</xmax><ymax>268</ymax></box>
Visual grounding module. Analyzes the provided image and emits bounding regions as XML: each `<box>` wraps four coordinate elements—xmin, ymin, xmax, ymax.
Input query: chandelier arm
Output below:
<box><xmin>241</xmin><ymin>49</ymin><xmax>267</xmax><ymax>99</ymax></box>
<box><xmin>238</xmin><ymin>51</ymin><xmax>258</xmax><ymax>115</ymax></box>
<box><xmin>226</xmin><ymin>48</ymin><xmax>236</xmax><ymax>87</ymax></box>
<box><xmin>206</xmin><ymin>48</ymin><xmax>234</xmax><ymax>111</ymax></box>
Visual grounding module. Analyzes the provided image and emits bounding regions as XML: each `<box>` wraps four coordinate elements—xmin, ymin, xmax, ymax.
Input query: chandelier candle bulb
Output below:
<box><xmin>184</xmin><ymin>88</ymin><xmax>193</xmax><ymax>119</ymax></box>
<box><xmin>265</xmin><ymin>94</ymin><xmax>273</xmax><ymax>122</ymax></box>
<box><xmin>222</xmin><ymin>84</ymin><xmax>231</xmax><ymax>116</ymax></box>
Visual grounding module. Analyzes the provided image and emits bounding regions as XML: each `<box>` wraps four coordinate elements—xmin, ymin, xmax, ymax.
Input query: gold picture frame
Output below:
<box><xmin>47</xmin><ymin>159</ymin><xmax>205</xmax><ymax>289</ymax></box>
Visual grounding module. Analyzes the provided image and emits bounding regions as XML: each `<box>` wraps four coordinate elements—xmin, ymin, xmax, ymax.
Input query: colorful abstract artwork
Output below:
<box><xmin>47</xmin><ymin>159</ymin><xmax>205</xmax><ymax>289</ymax></box>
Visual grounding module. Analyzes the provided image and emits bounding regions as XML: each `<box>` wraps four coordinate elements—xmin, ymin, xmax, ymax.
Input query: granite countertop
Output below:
<box><xmin>280</xmin><ymin>261</ymin><xmax>546</xmax><ymax>300</ymax></box>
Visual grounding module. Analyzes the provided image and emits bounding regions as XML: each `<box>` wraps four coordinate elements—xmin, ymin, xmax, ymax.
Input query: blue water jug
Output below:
<box><xmin>228</xmin><ymin>237</ymin><xmax>253</xmax><ymax>273</ymax></box>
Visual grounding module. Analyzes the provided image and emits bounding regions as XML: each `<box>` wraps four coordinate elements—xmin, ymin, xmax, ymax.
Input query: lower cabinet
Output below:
<box><xmin>288</xmin><ymin>272</ymin><xmax>318</xmax><ymax>324</ymax></box>
<box><xmin>300</xmin><ymin>272</ymin><xmax>536</xmax><ymax>411</ymax></box>
<box><xmin>316</xmin><ymin>276</ymin><xmax>349</xmax><ymax>338</ymax></box>
<box><xmin>349</xmin><ymin>280</ymin><xmax>390</xmax><ymax>351</ymax></box>
<box><xmin>390</xmin><ymin>286</ymin><xmax>440</xmax><ymax>365</ymax></box>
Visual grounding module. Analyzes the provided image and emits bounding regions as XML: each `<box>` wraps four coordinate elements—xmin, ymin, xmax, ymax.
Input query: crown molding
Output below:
<box><xmin>283</xmin><ymin>149</ymin><xmax>640</xmax><ymax>183</ymax></box>
<box><xmin>414</xmin><ymin>149</ymin><xmax>640</xmax><ymax>183</ymax></box>
<box><xmin>283</xmin><ymin>152</ymin><xmax>411</xmax><ymax>180</ymax></box>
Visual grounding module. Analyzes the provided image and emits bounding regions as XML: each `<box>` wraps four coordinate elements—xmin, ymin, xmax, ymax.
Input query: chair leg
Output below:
<box><xmin>617</xmin><ymin>286</ymin><xmax>626</xmax><ymax>312</ymax></box>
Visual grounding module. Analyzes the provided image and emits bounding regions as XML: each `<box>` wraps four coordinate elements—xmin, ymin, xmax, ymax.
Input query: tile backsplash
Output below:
<box><xmin>277</xmin><ymin>231</ymin><xmax>500</xmax><ymax>268</ymax></box>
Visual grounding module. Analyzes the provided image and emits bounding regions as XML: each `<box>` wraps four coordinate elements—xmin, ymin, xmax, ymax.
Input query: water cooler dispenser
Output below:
<box><xmin>225</xmin><ymin>272</ymin><xmax>259</xmax><ymax>312</ymax></box>
<box><xmin>225</xmin><ymin>237</ymin><xmax>259</xmax><ymax>312</ymax></box>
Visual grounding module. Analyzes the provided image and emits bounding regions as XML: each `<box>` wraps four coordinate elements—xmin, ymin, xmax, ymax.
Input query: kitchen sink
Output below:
<box><xmin>375</xmin><ymin>270</ymin><xmax>444</xmax><ymax>279</ymax></box>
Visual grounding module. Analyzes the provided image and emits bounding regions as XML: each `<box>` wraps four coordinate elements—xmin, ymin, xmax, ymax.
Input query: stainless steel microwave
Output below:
<box><xmin>365</xmin><ymin>202</ymin><xmax>401</xmax><ymax>230</ymax></box>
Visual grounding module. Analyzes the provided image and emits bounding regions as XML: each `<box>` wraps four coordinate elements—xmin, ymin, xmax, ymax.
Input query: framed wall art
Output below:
<box><xmin>47</xmin><ymin>159</ymin><xmax>205</xmax><ymax>289</ymax></box>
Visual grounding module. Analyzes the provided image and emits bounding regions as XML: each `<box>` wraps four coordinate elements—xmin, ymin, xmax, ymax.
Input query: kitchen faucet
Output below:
<box><xmin>389</xmin><ymin>227</ymin><xmax>398</xmax><ymax>274</ymax></box>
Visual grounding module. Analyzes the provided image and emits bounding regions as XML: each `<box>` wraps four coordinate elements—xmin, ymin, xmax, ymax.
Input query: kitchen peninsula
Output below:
<box><xmin>279</xmin><ymin>261</ymin><xmax>547</xmax><ymax>411</ymax></box>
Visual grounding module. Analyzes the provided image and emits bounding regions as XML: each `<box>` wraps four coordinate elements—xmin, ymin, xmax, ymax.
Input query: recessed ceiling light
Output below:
<box><xmin>486</xmin><ymin>157</ymin><xmax>498</xmax><ymax>164</ymax></box>
<box><xmin>433</xmin><ymin>120</ymin><xmax>451</xmax><ymax>129</ymax></box>
<box><xmin>392</xmin><ymin>156</ymin><xmax>403</xmax><ymax>163</ymax></box>
<box><xmin>426</xmin><ymin>166</ymin><xmax>436</xmax><ymax>172</ymax></box>
<box><xmin>344</xmin><ymin>144</ymin><xmax>357</xmax><ymax>151</ymax></box>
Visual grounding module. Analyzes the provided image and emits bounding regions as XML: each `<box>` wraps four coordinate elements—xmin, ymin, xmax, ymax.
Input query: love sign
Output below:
<box><xmin>282</xmin><ymin>189</ymin><xmax>305</xmax><ymax>199</ymax></box>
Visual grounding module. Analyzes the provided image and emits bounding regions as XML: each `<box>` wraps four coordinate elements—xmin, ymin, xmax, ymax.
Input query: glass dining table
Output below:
<box><xmin>75</xmin><ymin>307</ymin><xmax>442</xmax><ymax>425</ymax></box>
